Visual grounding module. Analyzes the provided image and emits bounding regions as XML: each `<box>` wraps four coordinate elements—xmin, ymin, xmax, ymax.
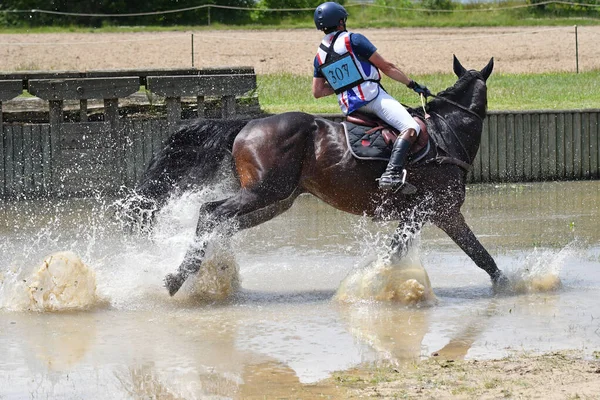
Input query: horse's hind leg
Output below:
<box><xmin>164</xmin><ymin>188</ymin><xmax>301</xmax><ymax>296</ymax></box>
<box><xmin>433</xmin><ymin>211</ymin><xmax>509</xmax><ymax>290</ymax></box>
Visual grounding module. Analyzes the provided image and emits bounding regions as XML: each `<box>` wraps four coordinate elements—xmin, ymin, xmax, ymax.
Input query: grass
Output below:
<box><xmin>257</xmin><ymin>70</ymin><xmax>600</xmax><ymax>113</ymax></box>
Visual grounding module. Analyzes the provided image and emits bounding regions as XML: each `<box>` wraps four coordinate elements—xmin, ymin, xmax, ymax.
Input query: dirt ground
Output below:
<box><xmin>330</xmin><ymin>351</ymin><xmax>600</xmax><ymax>400</ymax></box>
<box><xmin>1</xmin><ymin>26</ymin><xmax>600</xmax><ymax>75</ymax></box>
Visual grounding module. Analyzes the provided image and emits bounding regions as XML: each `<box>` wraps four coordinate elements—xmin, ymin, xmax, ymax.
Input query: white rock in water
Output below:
<box><xmin>27</xmin><ymin>251</ymin><xmax>97</xmax><ymax>311</ymax></box>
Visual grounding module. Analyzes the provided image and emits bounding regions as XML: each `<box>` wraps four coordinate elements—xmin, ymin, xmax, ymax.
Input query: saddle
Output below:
<box><xmin>342</xmin><ymin>111</ymin><xmax>430</xmax><ymax>162</ymax></box>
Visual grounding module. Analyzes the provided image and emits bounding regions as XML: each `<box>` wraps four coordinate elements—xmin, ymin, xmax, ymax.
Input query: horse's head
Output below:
<box><xmin>431</xmin><ymin>55</ymin><xmax>494</xmax><ymax>120</ymax></box>
<box><xmin>426</xmin><ymin>56</ymin><xmax>494</xmax><ymax>166</ymax></box>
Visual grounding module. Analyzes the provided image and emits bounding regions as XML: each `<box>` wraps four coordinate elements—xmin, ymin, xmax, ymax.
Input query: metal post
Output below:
<box><xmin>208</xmin><ymin>6</ymin><xmax>211</xmax><ymax>26</ymax></box>
<box><xmin>191</xmin><ymin>33</ymin><xmax>194</xmax><ymax>67</ymax></box>
<box><xmin>575</xmin><ymin>25</ymin><xmax>579</xmax><ymax>74</ymax></box>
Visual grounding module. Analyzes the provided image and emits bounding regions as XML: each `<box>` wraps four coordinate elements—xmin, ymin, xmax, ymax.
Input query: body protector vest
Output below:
<box><xmin>316</xmin><ymin>31</ymin><xmax>381</xmax><ymax>114</ymax></box>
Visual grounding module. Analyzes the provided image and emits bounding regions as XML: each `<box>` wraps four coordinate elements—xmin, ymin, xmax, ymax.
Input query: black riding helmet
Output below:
<box><xmin>314</xmin><ymin>2</ymin><xmax>348</xmax><ymax>31</ymax></box>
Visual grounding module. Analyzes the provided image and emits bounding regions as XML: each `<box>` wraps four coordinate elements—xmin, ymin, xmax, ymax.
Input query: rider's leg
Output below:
<box><xmin>378</xmin><ymin>129</ymin><xmax>417</xmax><ymax>191</ymax></box>
<box><xmin>360</xmin><ymin>90</ymin><xmax>420</xmax><ymax>192</ymax></box>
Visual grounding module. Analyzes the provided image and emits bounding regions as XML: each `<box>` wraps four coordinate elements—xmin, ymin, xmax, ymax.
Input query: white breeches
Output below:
<box><xmin>359</xmin><ymin>90</ymin><xmax>420</xmax><ymax>135</ymax></box>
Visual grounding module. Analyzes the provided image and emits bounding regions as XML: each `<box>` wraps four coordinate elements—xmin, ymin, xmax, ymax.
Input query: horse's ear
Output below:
<box><xmin>453</xmin><ymin>54</ymin><xmax>467</xmax><ymax>78</ymax></box>
<box><xmin>480</xmin><ymin>57</ymin><xmax>494</xmax><ymax>81</ymax></box>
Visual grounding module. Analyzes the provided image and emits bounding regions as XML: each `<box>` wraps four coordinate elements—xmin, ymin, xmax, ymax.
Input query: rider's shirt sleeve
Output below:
<box><xmin>350</xmin><ymin>33</ymin><xmax>377</xmax><ymax>61</ymax></box>
<box><xmin>313</xmin><ymin>56</ymin><xmax>323</xmax><ymax>78</ymax></box>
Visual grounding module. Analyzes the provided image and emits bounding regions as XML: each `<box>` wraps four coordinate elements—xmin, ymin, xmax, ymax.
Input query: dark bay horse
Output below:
<box><xmin>131</xmin><ymin>56</ymin><xmax>508</xmax><ymax>296</ymax></box>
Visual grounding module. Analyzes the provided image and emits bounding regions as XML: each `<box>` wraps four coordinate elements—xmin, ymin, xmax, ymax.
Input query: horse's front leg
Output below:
<box><xmin>387</xmin><ymin>206</ymin><xmax>429</xmax><ymax>261</ymax></box>
<box><xmin>433</xmin><ymin>210</ymin><xmax>509</xmax><ymax>290</ymax></box>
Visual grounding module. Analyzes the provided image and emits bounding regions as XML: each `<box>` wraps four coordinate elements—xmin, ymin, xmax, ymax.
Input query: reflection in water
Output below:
<box><xmin>1</xmin><ymin>181</ymin><xmax>599</xmax><ymax>397</ymax></box>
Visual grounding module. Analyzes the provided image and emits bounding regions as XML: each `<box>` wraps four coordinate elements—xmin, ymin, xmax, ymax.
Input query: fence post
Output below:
<box><xmin>191</xmin><ymin>33</ymin><xmax>194</xmax><ymax>68</ymax></box>
<box><xmin>575</xmin><ymin>25</ymin><xmax>579</xmax><ymax>74</ymax></box>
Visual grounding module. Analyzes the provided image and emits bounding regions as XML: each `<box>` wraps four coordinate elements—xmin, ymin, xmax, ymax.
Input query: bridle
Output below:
<box><xmin>429</xmin><ymin>94</ymin><xmax>483</xmax><ymax>121</ymax></box>
<box><xmin>427</xmin><ymin>71</ymin><xmax>486</xmax><ymax>121</ymax></box>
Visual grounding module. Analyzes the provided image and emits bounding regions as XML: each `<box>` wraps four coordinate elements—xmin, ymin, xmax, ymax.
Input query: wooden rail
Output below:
<box><xmin>0</xmin><ymin>67</ymin><xmax>257</xmax><ymax>198</ymax></box>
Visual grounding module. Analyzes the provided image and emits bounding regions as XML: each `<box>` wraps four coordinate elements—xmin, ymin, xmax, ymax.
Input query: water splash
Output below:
<box><xmin>504</xmin><ymin>245</ymin><xmax>573</xmax><ymax>293</ymax></box>
<box><xmin>27</xmin><ymin>251</ymin><xmax>99</xmax><ymax>311</ymax></box>
<box><xmin>336</xmin><ymin>211</ymin><xmax>435</xmax><ymax>305</ymax></box>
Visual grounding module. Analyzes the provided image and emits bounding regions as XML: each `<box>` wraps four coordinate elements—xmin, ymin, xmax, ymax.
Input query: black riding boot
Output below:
<box><xmin>378</xmin><ymin>138</ymin><xmax>416</xmax><ymax>194</ymax></box>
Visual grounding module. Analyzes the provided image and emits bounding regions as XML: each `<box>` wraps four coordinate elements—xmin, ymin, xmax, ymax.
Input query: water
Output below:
<box><xmin>1</xmin><ymin>181</ymin><xmax>599</xmax><ymax>399</ymax></box>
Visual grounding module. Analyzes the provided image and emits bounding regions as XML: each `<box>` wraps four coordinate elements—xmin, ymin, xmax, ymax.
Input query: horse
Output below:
<box><xmin>130</xmin><ymin>55</ymin><xmax>508</xmax><ymax>296</ymax></box>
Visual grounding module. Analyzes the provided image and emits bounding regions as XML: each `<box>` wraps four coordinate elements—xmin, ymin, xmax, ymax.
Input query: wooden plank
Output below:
<box><xmin>197</xmin><ymin>95</ymin><xmax>205</xmax><ymax>118</ymax></box>
<box><xmin>504</xmin><ymin>114</ymin><xmax>515</xmax><ymax>181</ymax></box>
<box><xmin>133</xmin><ymin>120</ymin><xmax>145</xmax><ymax>183</ymax></box>
<box><xmin>147</xmin><ymin>74</ymin><xmax>256</xmax><ymax>98</ymax></box>
<box><xmin>49</xmin><ymin>100</ymin><xmax>63</xmax><ymax>195</ymax></box>
<box><xmin>28</xmin><ymin>77</ymin><xmax>139</xmax><ymax>101</ymax></box>
<box><xmin>582</xmin><ymin>112</ymin><xmax>591</xmax><ymax>177</ymax></box>
<box><xmin>573</xmin><ymin>112</ymin><xmax>582</xmax><ymax>178</ymax></box>
<box><xmin>480</xmin><ymin>119</ymin><xmax>490</xmax><ymax>182</ymax></box>
<box><xmin>548</xmin><ymin>113</ymin><xmax>558</xmax><ymax>179</ymax></box>
<box><xmin>0</xmin><ymin>80</ymin><xmax>23</xmax><ymax>101</ymax></box>
<box><xmin>564</xmin><ymin>112</ymin><xmax>574</xmax><ymax>178</ymax></box>
<box><xmin>514</xmin><ymin>113</ymin><xmax>524</xmax><ymax>181</ymax></box>
<box><xmin>13</xmin><ymin>124</ymin><xmax>24</xmax><ymax>196</ymax></box>
<box><xmin>4</xmin><ymin>126</ymin><xmax>14</xmax><ymax>196</ymax></box>
<box><xmin>222</xmin><ymin>95</ymin><xmax>236</xmax><ymax>119</ymax></box>
<box><xmin>60</xmin><ymin>148</ymin><xmax>116</xmax><ymax>167</ymax></box>
<box><xmin>165</xmin><ymin>97</ymin><xmax>182</xmax><ymax>133</ymax></box>
<box><xmin>22</xmin><ymin>125</ymin><xmax>33</xmax><ymax>194</ymax></box>
<box><xmin>488</xmin><ymin>114</ymin><xmax>498</xmax><ymax>181</ymax></box>
<box><xmin>556</xmin><ymin>113</ymin><xmax>565</xmax><ymax>179</ymax></box>
<box><xmin>497</xmin><ymin>114</ymin><xmax>507</xmax><ymax>181</ymax></box>
<box><xmin>60</xmin><ymin>122</ymin><xmax>110</xmax><ymax>149</ymax></box>
<box><xmin>522</xmin><ymin>114</ymin><xmax>532</xmax><ymax>180</ymax></box>
<box><xmin>30</xmin><ymin>125</ymin><xmax>43</xmax><ymax>195</ymax></box>
<box><xmin>41</xmin><ymin>125</ymin><xmax>52</xmax><ymax>195</ymax></box>
<box><xmin>143</xmin><ymin>120</ymin><xmax>154</xmax><ymax>169</ymax></box>
<box><xmin>531</xmin><ymin>113</ymin><xmax>541</xmax><ymax>180</ymax></box>
<box><xmin>0</xmin><ymin>122</ymin><xmax>4</xmax><ymax>198</ymax></box>
<box><xmin>591</xmin><ymin>111</ymin><xmax>599</xmax><ymax>177</ymax></box>
<box><xmin>122</xmin><ymin>121</ymin><xmax>135</xmax><ymax>187</ymax></box>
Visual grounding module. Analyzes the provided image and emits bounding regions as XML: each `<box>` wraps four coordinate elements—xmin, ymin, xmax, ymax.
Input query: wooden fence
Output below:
<box><xmin>1</xmin><ymin>95</ymin><xmax>599</xmax><ymax>198</ymax></box>
<box><xmin>0</xmin><ymin>67</ymin><xmax>257</xmax><ymax>198</ymax></box>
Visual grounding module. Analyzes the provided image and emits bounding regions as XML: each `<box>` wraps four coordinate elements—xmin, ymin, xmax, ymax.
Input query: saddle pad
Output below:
<box><xmin>342</xmin><ymin>121</ymin><xmax>392</xmax><ymax>161</ymax></box>
<box><xmin>342</xmin><ymin>121</ymin><xmax>431</xmax><ymax>163</ymax></box>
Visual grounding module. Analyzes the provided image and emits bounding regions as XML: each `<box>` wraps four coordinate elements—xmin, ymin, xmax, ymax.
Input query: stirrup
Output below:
<box><xmin>378</xmin><ymin>169</ymin><xmax>417</xmax><ymax>195</ymax></box>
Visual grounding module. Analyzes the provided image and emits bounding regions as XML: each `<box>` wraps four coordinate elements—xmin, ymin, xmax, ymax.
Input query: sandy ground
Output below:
<box><xmin>1</xmin><ymin>26</ymin><xmax>600</xmax><ymax>75</ymax></box>
<box><xmin>329</xmin><ymin>351</ymin><xmax>600</xmax><ymax>399</ymax></box>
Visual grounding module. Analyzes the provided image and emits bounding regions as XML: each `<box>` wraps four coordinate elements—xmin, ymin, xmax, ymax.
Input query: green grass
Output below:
<box><xmin>257</xmin><ymin>70</ymin><xmax>600</xmax><ymax>113</ymax></box>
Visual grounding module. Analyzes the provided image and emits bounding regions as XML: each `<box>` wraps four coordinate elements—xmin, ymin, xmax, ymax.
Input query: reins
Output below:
<box><xmin>428</xmin><ymin>94</ymin><xmax>483</xmax><ymax>121</ymax></box>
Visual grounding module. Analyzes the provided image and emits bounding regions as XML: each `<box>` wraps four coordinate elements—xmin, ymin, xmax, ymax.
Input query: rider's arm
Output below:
<box><xmin>312</xmin><ymin>77</ymin><xmax>334</xmax><ymax>98</ymax></box>
<box><xmin>368</xmin><ymin>52</ymin><xmax>412</xmax><ymax>87</ymax></box>
<box><xmin>312</xmin><ymin>55</ymin><xmax>335</xmax><ymax>98</ymax></box>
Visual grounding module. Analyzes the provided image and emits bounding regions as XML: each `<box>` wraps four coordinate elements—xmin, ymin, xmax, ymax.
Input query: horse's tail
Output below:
<box><xmin>125</xmin><ymin>118</ymin><xmax>249</xmax><ymax>222</ymax></box>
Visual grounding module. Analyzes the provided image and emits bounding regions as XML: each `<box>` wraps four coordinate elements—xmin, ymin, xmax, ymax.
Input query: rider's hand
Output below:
<box><xmin>408</xmin><ymin>80</ymin><xmax>431</xmax><ymax>98</ymax></box>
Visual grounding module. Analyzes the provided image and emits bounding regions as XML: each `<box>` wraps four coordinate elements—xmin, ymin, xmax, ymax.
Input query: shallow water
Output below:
<box><xmin>1</xmin><ymin>181</ymin><xmax>599</xmax><ymax>399</ymax></box>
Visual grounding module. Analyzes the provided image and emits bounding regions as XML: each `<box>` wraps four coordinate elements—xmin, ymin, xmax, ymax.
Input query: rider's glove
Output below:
<box><xmin>408</xmin><ymin>80</ymin><xmax>431</xmax><ymax>98</ymax></box>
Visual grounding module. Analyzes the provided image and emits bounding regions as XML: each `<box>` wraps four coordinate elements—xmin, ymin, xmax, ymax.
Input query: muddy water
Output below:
<box><xmin>1</xmin><ymin>181</ymin><xmax>599</xmax><ymax>399</ymax></box>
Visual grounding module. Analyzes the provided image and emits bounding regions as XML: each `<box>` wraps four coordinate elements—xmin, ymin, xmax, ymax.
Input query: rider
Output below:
<box><xmin>312</xmin><ymin>1</ymin><xmax>431</xmax><ymax>193</ymax></box>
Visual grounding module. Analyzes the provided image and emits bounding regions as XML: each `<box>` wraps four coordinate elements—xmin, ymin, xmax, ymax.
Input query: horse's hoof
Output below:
<box><xmin>164</xmin><ymin>273</ymin><xmax>185</xmax><ymax>297</ymax></box>
<box><xmin>492</xmin><ymin>271</ymin><xmax>511</xmax><ymax>294</ymax></box>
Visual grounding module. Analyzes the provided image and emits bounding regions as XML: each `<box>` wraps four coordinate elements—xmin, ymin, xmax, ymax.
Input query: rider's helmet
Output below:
<box><xmin>314</xmin><ymin>2</ymin><xmax>348</xmax><ymax>31</ymax></box>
